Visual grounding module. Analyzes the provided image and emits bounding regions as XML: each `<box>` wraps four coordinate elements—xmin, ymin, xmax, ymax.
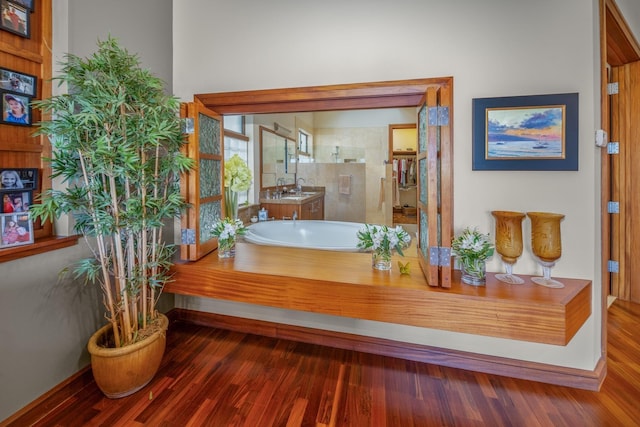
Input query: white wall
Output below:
<box><xmin>172</xmin><ymin>0</ymin><xmax>604</xmax><ymax>371</ymax></box>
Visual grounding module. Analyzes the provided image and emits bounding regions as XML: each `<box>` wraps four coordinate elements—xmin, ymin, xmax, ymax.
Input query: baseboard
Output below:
<box><xmin>0</xmin><ymin>367</ymin><xmax>94</xmax><ymax>426</ymax></box>
<box><xmin>170</xmin><ymin>308</ymin><xmax>606</xmax><ymax>391</ymax></box>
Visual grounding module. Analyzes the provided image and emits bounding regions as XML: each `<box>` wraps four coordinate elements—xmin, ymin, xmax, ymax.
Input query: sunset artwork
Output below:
<box><xmin>486</xmin><ymin>105</ymin><xmax>565</xmax><ymax>160</ymax></box>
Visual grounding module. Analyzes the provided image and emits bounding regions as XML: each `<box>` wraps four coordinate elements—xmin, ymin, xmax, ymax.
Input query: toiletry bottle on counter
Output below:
<box><xmin>258</xmin><ymin>207</ymin><xmax>268</xmax><ymax>221</ymax></box>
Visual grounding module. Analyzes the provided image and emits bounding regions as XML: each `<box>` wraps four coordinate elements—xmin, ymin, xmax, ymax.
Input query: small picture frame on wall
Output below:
<box><xmin>0</xmin><ymin>212</ymin><xmax>34</xmax><ymax>248</ymax></box>
<box><xmin>1</xmin><ymin>189</ymin><xmax>31</xmax><ymax>213</ymax></box>
<box><xmin>0</xmin><ymin>67</ymin><xmax>36</xmax><ymax>97</ymax></box>
<box><xmin>11</xmin><ymin>0</ymin><xmax>32</xmax><ymax>12</ymax></box>
<box><xmin>0</xmin><ymin>168</ymin><xmax>38</xmax><ymax>190</ymax></box>
<box><xmin>1</xmin><ymin>91</ymin><xmax>31</xmax><ymax>126</ymax></box>
<box><xmin>0</xmin><ymin>0</ymin><xmax>30</xmax><ymax>38</ymax></box>
<box><xmin>472</xmin><ymin>92</ymin><xmax>579</xmax><ymax>171</ymax></box>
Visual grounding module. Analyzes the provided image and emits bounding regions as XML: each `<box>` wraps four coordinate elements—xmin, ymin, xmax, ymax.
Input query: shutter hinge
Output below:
<box><xmin>181</xmin><ymin>228</ymin><xmax>196</xmax><ymax>244</ymax></box>
<box><xmin>181</xmin><ymin>118</ymin><xmax>195</xmax><ymax>134</ymax></box>
<box><xmin>608</xmin><ymin>260</ymin><xmax>619</xmax><ymax>273</ymax></box>
<box><xmin>429</xmin><ymin>246</ymin><xmax>451</xmax><ymax>266</ymax></box>
<box><xmin>607</xmin><ymin>201</ymin><xmax>619</xmax><ymax>214</ymax></box>
<box><xmin>428</xmin><ymin>107</ymin><xmax>450</xmax><ymax>126</ymax></box>
<box><xmin>607</xmin><ymin>142</ymin><xmax>619</xmax><ymax>154</ymax></box>
<box><xmin>607</xmin><ymin>82</ymin><xmax>619</xmax><ymax>95</ymax></box>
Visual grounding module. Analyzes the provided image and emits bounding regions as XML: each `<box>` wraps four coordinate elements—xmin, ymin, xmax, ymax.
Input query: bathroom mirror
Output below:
<box><xmin>260</xmin><ymin>126</ymin><xmax>297</xmax><ymax>189</ymax></box>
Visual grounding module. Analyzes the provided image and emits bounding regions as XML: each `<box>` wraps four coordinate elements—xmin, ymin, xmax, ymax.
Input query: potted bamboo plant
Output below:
<box><xmin>30</xmin><ymin>37</ymin><xmax>193</xmax><ymax>398</ymax></box>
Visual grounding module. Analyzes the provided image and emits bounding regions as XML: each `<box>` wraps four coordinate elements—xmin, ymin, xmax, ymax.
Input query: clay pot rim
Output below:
<box><xmin>87</xmin><ymin>313</ymin><xmax>169</xmax><ymax>358</ymax></box>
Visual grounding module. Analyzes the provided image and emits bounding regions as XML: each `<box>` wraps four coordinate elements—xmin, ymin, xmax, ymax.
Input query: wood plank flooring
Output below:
<box><xmin>4</xmin><ymin>299</ymin><xmax>640</xmax><ymax>426</ymax></box>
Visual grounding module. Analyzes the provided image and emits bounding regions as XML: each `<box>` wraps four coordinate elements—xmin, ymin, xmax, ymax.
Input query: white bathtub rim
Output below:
<box><xmin>244</xmin><ymin>220</ymin><xmax>364</xmax><ymax>251</ymax></box>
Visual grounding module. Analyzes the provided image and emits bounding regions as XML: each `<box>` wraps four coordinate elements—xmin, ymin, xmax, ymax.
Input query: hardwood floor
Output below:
<box><xmin>4</xmin><ymin>299</ymin><xmax>640</xmax><ymax>426</ymax></box>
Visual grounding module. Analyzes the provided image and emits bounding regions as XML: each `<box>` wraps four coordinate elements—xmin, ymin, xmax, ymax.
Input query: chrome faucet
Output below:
<box><xmin>292</xmin><ymin>210</ymin><xmax>298</xmax><ymax>223</ymax></box>
<box><xmin>276</xmin><ymin>177</ymin><xmax>286</xmax><ymax>197</ymax></box>
<box><xmin>296</xmin><ymin>177</ymin><xmax>305</xmax><ymax>194</ymax></box>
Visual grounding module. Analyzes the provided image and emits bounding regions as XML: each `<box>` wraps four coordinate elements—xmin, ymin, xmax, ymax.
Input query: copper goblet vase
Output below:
<box><xmin>491</xmin><ymin>210</ymin><xmax>526</xmax><ymax>284</ymax></box>
<box><xmin>527</xmin><ymin>211</ymin><xmax>565</xmax><ymax>288</ymax></box>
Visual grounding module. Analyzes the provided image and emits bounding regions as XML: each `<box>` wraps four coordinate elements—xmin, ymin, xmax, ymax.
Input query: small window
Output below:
<box><xmin>224</xmin><ymin>115</ymin><xmax>244</xmax><ymax>134</ymax></box>
<box><xmin>298</xmin><ymin>129</ymin><xmax>312</xmax><ymax>154</ymax></box>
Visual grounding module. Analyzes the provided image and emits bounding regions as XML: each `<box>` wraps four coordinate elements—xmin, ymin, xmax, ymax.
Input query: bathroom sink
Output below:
<box><xmin>281</xmin><ymin>191</ymin><xmax>319</xmax><ymax>200</ymax></box>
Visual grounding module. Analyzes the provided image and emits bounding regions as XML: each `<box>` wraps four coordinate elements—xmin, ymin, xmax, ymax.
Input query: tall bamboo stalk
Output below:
<box><xmin>30</xmin><ymin>37</ymin><xmax>194</xmax><ymax>348</ymax></box>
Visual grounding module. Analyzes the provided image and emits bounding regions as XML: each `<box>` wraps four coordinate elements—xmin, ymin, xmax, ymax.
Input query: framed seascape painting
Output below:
<box><xmin>472</xmin><ymin>93</ymin><xmax>579</xmax><ymax>171</ymax></box>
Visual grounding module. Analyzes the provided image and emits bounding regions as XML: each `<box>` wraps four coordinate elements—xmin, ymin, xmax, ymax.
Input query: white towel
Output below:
<box><xmin>339</xmin><ymin>174</ymin><xmax>351</xmax><ymax>195</ymax></box>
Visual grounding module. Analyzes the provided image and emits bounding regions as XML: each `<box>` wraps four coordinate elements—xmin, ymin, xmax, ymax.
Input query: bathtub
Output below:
<box><xmin>243</xmin><ymin>220</ymin><xmax>363</xmax><ymax>251</ymax></box>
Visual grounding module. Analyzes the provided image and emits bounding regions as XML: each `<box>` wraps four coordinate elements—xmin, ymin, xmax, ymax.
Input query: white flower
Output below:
<box><xmin>224</xmin><ymin>154</ymin><xmax>252</xmax><ymax>192</ymax></box>
<box><xmin>452</xmin><ymin>227</ymin><xmax>494</xmax><ymax>262</ymax></box>
<box><xmin>211</xmin><ymin>217</ymin><xmax>248</xmax><ymax>248</ymax></box>
<box><xmin>356</xmin><ymin>223</ymin><xmax>411</xmax><ymax>256</ymax></box>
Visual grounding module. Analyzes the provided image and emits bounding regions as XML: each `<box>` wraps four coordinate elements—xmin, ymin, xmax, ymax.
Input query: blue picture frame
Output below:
<box><xmin>472</xmin><ymin>92</ymin><xmax>579</xmax><ymax>171</ymax></box>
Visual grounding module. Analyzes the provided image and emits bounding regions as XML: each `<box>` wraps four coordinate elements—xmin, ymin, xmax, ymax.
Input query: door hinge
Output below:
<box><xmin>608</xmin><ymin>260</ymin><xmax>619</xmax><ymax>273</ymax></box>
<box><xmin>607</xmin><ymin>82</ymin><xmax>619</xmax><ymax>95</ymax></box>
<box><xmin>428</xmin><ymin>107</ymin><xmax>450</xmax><ymax>126</ymax></box>
<box><xmin>607</xmin><ymin>142</ymin><xmax>619</xmax><ymax>154</ymax></box>
<box><xmin>429</xmin><ymin>246</ymin><xmax>451</xmax><ymax>266</ymax></box>
<box><xmin>181</xmin><ymin>228</ymin><xmax>196</xmax><ymax>244</ymax></box>
<box><xmin>608</xmin><ymin>201</ymin><xmax>620</xmax><ymax>214</ymax></box>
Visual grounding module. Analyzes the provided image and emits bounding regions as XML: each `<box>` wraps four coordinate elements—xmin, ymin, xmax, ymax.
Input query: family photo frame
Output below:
<box><xmin>0</xmin><ymin>167</ymin><xmax>38</xmax><ymax>190</ymax></box>
<box><xmin>472</xmin><ymin>92</ymin><xmax>579</xmax><ymax>171</ymax></box>
<box><xmin>0</xmin><ymin>67</ymin><xmax>36</xmax><ymax>97</ymax></box>
<box><xmin>1</xmin><ymin>91</ymin><xmax>31</xmax><ymax>126</ymax></box>
<box><xmin>0</xmin><ymin>0</ymin><xmax>30</xmax><ymax>38</ymax></box>
<box><xmin>0</xmin><ymin>212</ymin><xmax>33</xmax><ymax>248</ymax></box>
<box><xmin>1</xmin><ymin>189</ymin><xmax>31</xmax><ymax>213</ymax></box>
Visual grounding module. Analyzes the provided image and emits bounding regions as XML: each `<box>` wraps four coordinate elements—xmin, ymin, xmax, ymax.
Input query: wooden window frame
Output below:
<box><xmin>192</xmin><ymin>77</ymin><xmax>453</xmax><ymax>286</ymax></box>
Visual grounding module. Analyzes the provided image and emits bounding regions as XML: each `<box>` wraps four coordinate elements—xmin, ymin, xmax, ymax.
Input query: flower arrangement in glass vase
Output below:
<box><xmin>211</xmin><ymin>217</ymin><xmax>248</xmax><ymax>258</ymax></box>
<box><xmin>357</xmin><ymin>224</ymin><xmax>411</xmax><ymax>271</ymax></box>
<box><xmin>452</xmin><ymin>227</ymin><xmax>494</xmax><ymax>286</ymax></box>
<box><xmin>224</xmin><ymin>154</ymin><xmax>252</xmax><ymax>219</ymax></box>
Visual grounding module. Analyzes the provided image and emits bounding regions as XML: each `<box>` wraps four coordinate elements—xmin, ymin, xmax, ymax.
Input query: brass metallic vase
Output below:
<box><xmin>527</xmin><ymin>211</ymin><xmax>565</xmax><ymax>288</ymax></box>
<box><xmin>491</xmin><ymin>211</ymin><xmax>526</xmax><ymax>285</ymax></box>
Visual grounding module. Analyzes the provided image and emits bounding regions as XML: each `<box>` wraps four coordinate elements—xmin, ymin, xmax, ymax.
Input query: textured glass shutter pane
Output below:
<box><xmin>199</xmin><ymin>159</ymin><xmax>222</xmax><ymax>198</ymax></box>
<box><xmin>198</xmin><ymin>113</ymin><xmax>222</xmax><ymax>246</ymax></box>
<box><xmin>418</xmin><ymin>105</ymin><xmax>427</xmax><ymax>153</ymax></box>
<box><xmin>420</xmin><ymin>211</ymin><xmax>429</xmax><ymax>258</ymax></box>
<box><xmin>436</xmin><ymin>122</ymin><xmax>442</xmax><ymax>243</ymax></box>
<box><xmin>199</xmin><ymin>113</ymin><xmax>221</xmax><ymax>155</ymax></box>
<box><xmin>419</xmin><ymin>158</ymin><xmax>427</xmax><ymax>204</ymax></box>
<box><xmin>199</xmin><ymin>200</ymin><xmax>222</xmax><ymax>242</ymax></box>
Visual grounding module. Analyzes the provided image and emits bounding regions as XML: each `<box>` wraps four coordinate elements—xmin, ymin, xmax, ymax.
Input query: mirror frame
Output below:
<box><xmin>259</xmin><ymin>125</ymin><xmax>297</xmax><ymax>189</ymax></box>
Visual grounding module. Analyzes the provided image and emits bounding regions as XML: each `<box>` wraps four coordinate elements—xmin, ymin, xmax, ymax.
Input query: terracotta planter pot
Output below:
<box><xmin>87</xmin><ymin>313</ymin><xmax>168</xmax><ymax>398</ymax></box>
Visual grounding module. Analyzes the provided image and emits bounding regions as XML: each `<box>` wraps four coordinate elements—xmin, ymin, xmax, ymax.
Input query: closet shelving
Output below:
<box><xmin>392</xmin><ymin>150</ymin><xmax>417</xmax><ymax>225</ymax></box>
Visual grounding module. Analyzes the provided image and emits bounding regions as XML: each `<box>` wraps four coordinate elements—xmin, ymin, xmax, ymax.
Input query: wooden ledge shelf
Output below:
<box><xmin>0</xmin><ymin>235</ymin><xmax>80</xmax><ymax>263</ymax></box>
<box><xmin>167</xmin><ymin>243</ymin><xmax>591</xmax><ymax>346</ymax></box>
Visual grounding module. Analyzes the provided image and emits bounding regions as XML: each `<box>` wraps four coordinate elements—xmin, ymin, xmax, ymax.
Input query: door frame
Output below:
<box><xmin>599</xmin><ymin>0</ymin><xmax>640</xmax><ymax>356</ymax></box>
